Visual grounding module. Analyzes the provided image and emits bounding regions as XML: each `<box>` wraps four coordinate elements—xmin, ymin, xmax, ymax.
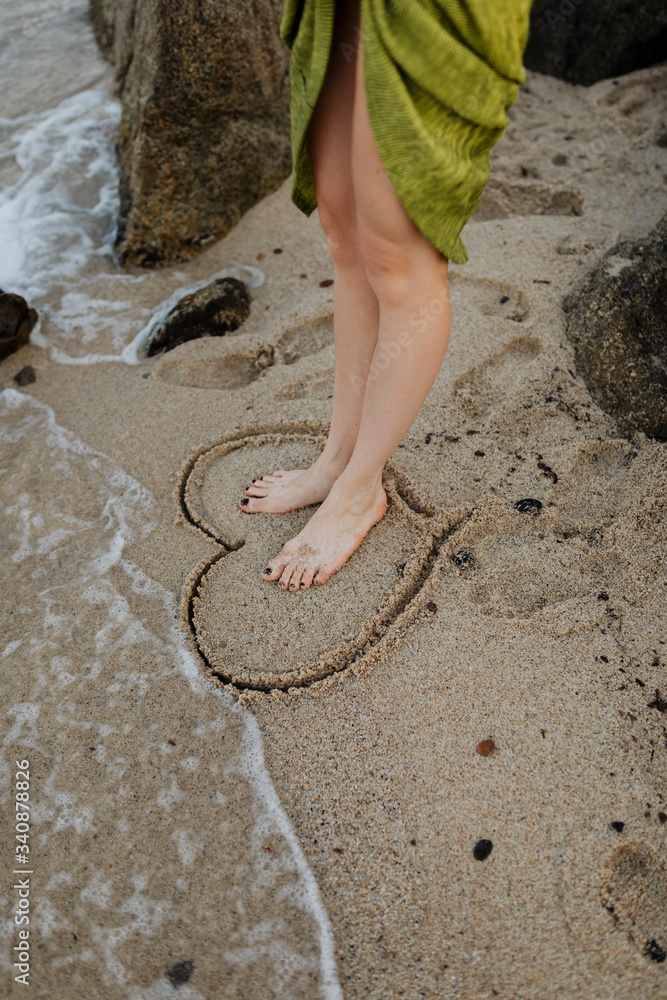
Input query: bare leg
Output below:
<box><xmin>241</xmin><ymin>0</ymin><xmax>379</xmax><ymax>514</ymax></box>
<box><xmin>263</xmin><ymin>16</ymin><xmax>451</xmax><ymax>590</ymax></box>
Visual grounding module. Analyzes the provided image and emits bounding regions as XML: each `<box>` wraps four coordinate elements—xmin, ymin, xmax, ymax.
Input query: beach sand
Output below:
<box><xmin>2</xmin><ymin>61</ymin><xmax>667</xmax><ymax>998</ymax></box>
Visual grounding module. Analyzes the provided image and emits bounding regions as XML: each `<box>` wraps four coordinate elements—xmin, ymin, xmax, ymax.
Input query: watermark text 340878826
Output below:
<box><xmin>13</xmin><ymin>759</ymin><xmax>32</xmax><ymax>987</ymax></box>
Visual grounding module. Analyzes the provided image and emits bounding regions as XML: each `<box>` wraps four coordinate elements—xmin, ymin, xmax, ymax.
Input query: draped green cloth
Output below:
<box><xmin>279</xmin><ymin>0</ymin><xmax>532</xmax><ymax>264</ymax></box>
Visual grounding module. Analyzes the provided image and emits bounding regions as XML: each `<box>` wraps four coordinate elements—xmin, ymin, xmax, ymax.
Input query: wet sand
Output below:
<box><xmin>2</xmin><ymin>63</ymin><xmax>667</xmax><ymax>998</ymax></box>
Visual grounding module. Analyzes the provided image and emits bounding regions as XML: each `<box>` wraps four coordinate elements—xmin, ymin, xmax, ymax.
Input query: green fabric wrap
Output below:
<box><xmin>279</xmin><ymin>0</ymin><xmax>532</xmax><ymax>264</ymax></box>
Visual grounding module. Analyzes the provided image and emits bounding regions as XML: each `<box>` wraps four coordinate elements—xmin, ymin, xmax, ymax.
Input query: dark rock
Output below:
<box><xmin>13</xmin><ymin>365</ymin><xmax>37</xmax><ymax>386</ymax></box>
<box><xmin>89</xmin><ymin>0</ymin><xmax>291</xmax><ymax>267</ymax></box>
<box><xmin>166</xmin><ymin>960</ymin><xmax>194</xmax><ymax>985</ymax></box>
<box><xmin>0</xmin><ymin>290</ymin><xmax>38</xmax><ymax>362</ymax></box>
<box><xmin>514</xmin><ymin>498</ymin><xmax>543</xmax><ymax>513</ymax></box>
<box><xmin>563</xmin><ymin>215</ymin><xmax>667</xmax><ymax>440</ymax></box>
<box><xmin>452</xmin><ymin>549</ymin><xmax>474</xmax><ymax>569</ymax></box>
<box><xmin>473</xmin><ymin>839</ymin><xmax>493</xmax><ymax>861</ymax></box>
<box><xmin>644</xmin><ymin>938</ymin><xmax>666</xmax><ymax>963</ymax></box>
<box><xmin>610</xmin><ymin>821</ymin><xmax>625</xmax><ymax>833</ymax></box>
<box><xmin>146</xmin><ymin>277</ymin><xmax>251</xmax><ymax>357</ymax></box>
<box><xmin>524</xmin><ymin>1</ymin><xmax>667</xmax><ymax>86</ymax></box>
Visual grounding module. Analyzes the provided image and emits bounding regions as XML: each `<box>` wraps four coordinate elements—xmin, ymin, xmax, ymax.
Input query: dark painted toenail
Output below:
<box><xmin>263</xmin><ymin>567</ymin><xmax>271</xmax><ymax>574</ymax></box>
<box><xmin>240</xmin><ymin>498</ymin><xmax>249</xmax><ymax>505</ymax></box>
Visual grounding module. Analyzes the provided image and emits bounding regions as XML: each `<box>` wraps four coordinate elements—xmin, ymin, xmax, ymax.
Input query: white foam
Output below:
<box><xmin>1</xmin><ymin>386</ymin><xmax>342</xmax><ymax>998</ymax></box>
<box><xmin>0</xmin><ymin>89</ymin><xmax>121</xmax><ymax>300</ymax></box>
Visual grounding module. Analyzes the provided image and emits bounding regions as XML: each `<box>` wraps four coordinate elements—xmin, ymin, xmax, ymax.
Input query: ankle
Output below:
<box><xmin>316</xmin><ymin>446</ymin><xmax>352</xmax><ymax>481</ymax></box>
<box><xmin>331</xmin><ymin>468</ymin><xmax>385</xmax><ymax>508</ymax></box>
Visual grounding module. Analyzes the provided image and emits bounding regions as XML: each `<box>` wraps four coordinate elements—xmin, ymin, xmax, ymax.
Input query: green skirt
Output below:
<box><xmin>279</xmin><ymin>0</ymin><xmax>532</xmax><ymax>264</ymax></box>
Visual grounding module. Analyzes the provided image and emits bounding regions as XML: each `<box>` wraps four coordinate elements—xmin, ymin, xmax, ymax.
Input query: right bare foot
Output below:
<box><xmin>239</xmin><ymin>460</ymin><xmax>341</xmax><ymax>514</ymax></box>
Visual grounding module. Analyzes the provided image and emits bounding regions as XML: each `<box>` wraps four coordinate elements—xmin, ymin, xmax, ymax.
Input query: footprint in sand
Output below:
<box><xmin>449</xmin><ymin>333</ymin><xmax>543</xmax><ymax>422</ymax></box>
<box><xmin>176</xmin><ymin>426</ymin><xmax>470</xmax><ymax>693</ymax></box>
<box><xmin>473</xmin><ymin>177</ymin><xmax>585</xmax><ymax>222</ymax></box>
<box><xmin>601</xmin><ymin>842</ymin><xmax>667</xmax><ymax>964</ymax></box>
<box><xmin>441</xmin><ymin>438</ymin><xmax>654</xmax><ymax>624</ymax></box>
<box><xmin>151</xmin><ymin>315</ymin><xmax>333</xmax><ymax>392</ymax></box>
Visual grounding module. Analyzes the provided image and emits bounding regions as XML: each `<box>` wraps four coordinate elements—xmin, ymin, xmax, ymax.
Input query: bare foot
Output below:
<box><xmin>261</xmin><ymin>476</ymin><xmax>388</xmax><ymax>589</ymax></box>
<box><xmin>238</xmin><ymin>456</ymin><xmax>343</xmax><ymax>514</ymax></box>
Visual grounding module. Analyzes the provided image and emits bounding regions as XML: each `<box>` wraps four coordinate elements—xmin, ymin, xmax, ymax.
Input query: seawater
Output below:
<box><xmin>0</xmin><ymin>4</ymin><xmax>341</xmax><ymax>996</ymax></box>
<box><xmin>0</xmin><ymin>0</ymin><xmax>264</xmax><ymax>364</ymax></box>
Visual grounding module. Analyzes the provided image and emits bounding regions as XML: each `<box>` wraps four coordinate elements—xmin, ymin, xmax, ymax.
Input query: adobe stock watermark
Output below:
<box><xmin>350</xmin><ymin>286</ymin><xmax>450</xmax><ymax>392</ymax></box>
<box><xmin>12</xmin><ymin>758</ymin><xmax>32</xmax><ymax>987</ymax></box>
<box><xmin>542</xmin><ymin>0</ymin><xmax>587</xmax><ymax>29</ymax></box>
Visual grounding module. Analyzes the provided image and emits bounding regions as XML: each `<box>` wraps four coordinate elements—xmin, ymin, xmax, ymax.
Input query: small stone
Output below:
<box><xmin>597</xmin><ymin>591</ymin><xmax>609</xmax><ymax>601</ymax></box>
<box><xmin>514</xmin><ymin>498</ymin><xmax>542</xmax><ymax>513</ymax></box>
<box><xmin>499</xmin><ymin>295</ymin><xmax>510</xmax><ymax>304</ymax></box>
<box><xmin>333</xmin><ymin>847</ymin><xmax>344</xmax><ymax>854</ymax></box>
<box><xmin>13</xmin><ymin>365</ymin><xmax>36</xmax><ymax>386</ymax></box>
<box><xmin>643</xmin><ymin>939</ymin><xmax>666</xmax><ymax>963</ymax></box>
<box><xmin>319</xmin><ymin>278</ymin><xmax>334</xmax><ymax>287</ymax></box>
<box><xmin>473</xmin><ymin>838</ymin><xmax>493</xmax><ymax>861</ymax></box>
<box><xmin>257</xmin><ymin>252</ymin><xmax>264</xmax><ymax>259</ymax></box>
<box><xmin>410</xmin><ymin>838</ymin><xmax>416</xmax><ymax>845</ymax></box>
<box><xmin>300</xmin><ymin>273</ymin><xmax>307</xmax><ymax>278</ymax></box>
<box><xmin>610</xmin><ymin>821</ymin><xmax>625</xmax><ymax>833</ymax></box>
<box><xmin>474</xmin><ymin>449</ymin><xmax>486</xmax><ymax>457</ymax></box>
<box><xmin>476</xmin><ymin>738</ymin><xmax>495</xmax><ymax>757</ymax></box>
<box><xmin>166</xmin><ymin>960</ymin><xmax>194</xmax><ymax>985</ymax></box>
<box><xmin>452</xmin><ymin>549</ymin><xmax>474</xmax><ymax>569</ymax></box>
<box><xmin>658</xmin><ymin>812</ymin><xmax>667</xmax><ymax>824</ymax></box>
<box><xmin>427</xmin><ymin>601</ymin><xmax>438</xmax><ymax>613</ymax></box>
<box><xmin>273</xmin><ymin>248</ymin><xmax>283</xmax><ymax>254</ymax></box>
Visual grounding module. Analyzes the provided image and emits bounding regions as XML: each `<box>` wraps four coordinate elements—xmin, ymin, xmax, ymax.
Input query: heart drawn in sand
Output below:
<box><xmin>176</xmin><ymin>424</ymin><xmax>471</xmax><ymax>694</ymax></box>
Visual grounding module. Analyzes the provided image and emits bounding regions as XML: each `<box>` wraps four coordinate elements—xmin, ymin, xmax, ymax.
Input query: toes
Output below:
<box><xmin>278</xmin><ymin>564</ymin><xmax>294</xmax><ymax>590</ymax></box>
<box><xmin>313</xmin><ymin>569</ymin><xmax>329</xmax><ymax>586</ymax></box>
<box><xmin>262</xmin><ymin>554</ymin><xmax>288</xmax><ymax>581</ymax></box>
<box><xmin>288</xmin><ymin>568</ymin><xmax>303</xmax><ymax>591</ymax></box>
<box><xmin>299</xmin><ymin>567</ymin><xmax>316</xmax><ymax>589</ymax></box>
<box><xmin>245</xmin><ymin>483</ymin><xmax>269</xmax><ymax>496</ymax></box>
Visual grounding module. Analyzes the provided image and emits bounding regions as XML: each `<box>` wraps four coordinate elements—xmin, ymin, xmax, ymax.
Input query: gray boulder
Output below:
<box><xmin>563</xmin><ymin>215</ymin><xmax>667</xmax><ymax>440</ymax></box>
<box><xmin>525</xmin><ymin>0</ymin><xmax>667</xmax><ymax>86</ymax></box>
<box><xmin>89</xmin><ymin>0</ymin><xmax>291</xmax><ymax>267</ymax></box>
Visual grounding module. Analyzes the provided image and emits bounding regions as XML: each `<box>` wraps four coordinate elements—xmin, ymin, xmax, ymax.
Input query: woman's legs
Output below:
<box><xmin>242</xmin><ymin>0</ymin><xmax>379</xmax><ymax>514</ymax></box>
<box><xmin>262</xmin><ymin>14</ymin><xmax>451</xmax><ymax>590</ymax></box>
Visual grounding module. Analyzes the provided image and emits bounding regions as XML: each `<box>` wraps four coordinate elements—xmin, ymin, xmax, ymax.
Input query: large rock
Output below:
<box><xmin>563</xmin><ymin>215</ymin><xmax>667</xmax><ymax>440</ymax></box>
<box><xmin>89</xmin><ymin>0</ymin><xmax>291</xmax><ymax>267</ymax></box>
<box><xmin>524</xmin><ymin>0</ymin><xmax>667</xmax><ymax>85</ymax></box>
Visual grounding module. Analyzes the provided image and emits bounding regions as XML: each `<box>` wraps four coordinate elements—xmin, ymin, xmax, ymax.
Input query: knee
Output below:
<box><xmin>317</xmin><ymin>200</ymin><xmax>360</xmax><ymax>267</ymax></box>
<box><xmin>358</xmin><ymin>229</ymin><xmax>413</xmax><ymax>305</ymax></box>
<box><xmin>360</xmin><ymin>227</ymin><xmax>449</xmax><ymax>306</ymax></box>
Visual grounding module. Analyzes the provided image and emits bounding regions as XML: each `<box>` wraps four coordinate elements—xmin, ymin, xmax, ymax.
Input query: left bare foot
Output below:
<box><xmin>261</xmin><ymin>475</ymin><xmax>388</xmax><ymax>589</ymax></box>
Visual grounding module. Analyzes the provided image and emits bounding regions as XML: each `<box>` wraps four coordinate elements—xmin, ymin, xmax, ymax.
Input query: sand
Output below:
<box><xmin>2</xmin><ymin>62</ymin><xmax>667</xmax><ymax>999</ymax></box>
